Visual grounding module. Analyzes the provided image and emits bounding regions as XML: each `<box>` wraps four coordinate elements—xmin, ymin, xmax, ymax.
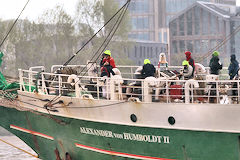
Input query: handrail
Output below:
<box><xmin>19</xmin><ymin>68</ymin><xmax>240</xmax><ymax>105</ymax></box>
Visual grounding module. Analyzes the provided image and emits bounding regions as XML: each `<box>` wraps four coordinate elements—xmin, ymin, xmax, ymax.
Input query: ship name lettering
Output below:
<box><xmin>123</xmin><ymin>133</ymin><xmax>169</xmax><ymax>144</ymax></box>
<box><xmin>80</xmin><ymin>127</ymin><xmax>113</xmax><ymax>138</ymax></box>
<box><xmin>79</xmin><ymin>127</ymin><xmax>170</xmax><ymax>144</ymax></box>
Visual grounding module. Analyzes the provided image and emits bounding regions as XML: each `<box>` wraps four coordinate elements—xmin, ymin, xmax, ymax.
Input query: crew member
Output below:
<box><xmin>209</xmin><ymin>51</ymin><xmax>222</xmax><ymax>75</ymax></box>
<box><xmin>102</xmin><ymin>50</ymin><xmax>116</xmax><ymax>68</ymax></box>
<box><xmin>185</xmin><ymin>51</ymin><xmax>195</xmax><ymax>75</ymax></box>
<box><xmin>228</xmin><ymin>54</ymin><xmax>239</xmax><ymax>80</ymax></box>
<box><xmin>228</xmin><ymin>54</ymin><xmax>239</xmax><ymax>98</ymax></box>
<box><xmin>141</xmin><ymin>59</ymin><xmax>156</xmax><ymax>79</ymax></box>
<box><xmin>100</xmin><ymin>50</ymin><xmax>116</xmax><ymax>77</ymax></box>
<box><xmin>182</xmin><ymin>60</ymin><xmax>193</xmax><ymax>80</ymax></box>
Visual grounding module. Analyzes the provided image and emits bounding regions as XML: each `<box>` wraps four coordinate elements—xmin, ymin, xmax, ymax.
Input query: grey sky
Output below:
<box><xmin>0</xmin><ymin>0</ymin><xmax>79</xmax><ymax>21</ymax></box>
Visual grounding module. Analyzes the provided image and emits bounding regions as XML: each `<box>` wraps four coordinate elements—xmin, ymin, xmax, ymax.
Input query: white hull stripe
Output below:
<box><xmin>75</xmin><ymin>143</ymin><xmax>175</xmax><ymax>160</ymax></box>
<box><xmin>10</xmin><ymin>125</ymin><xmax>54</xmax><ymax>140</ymax></box>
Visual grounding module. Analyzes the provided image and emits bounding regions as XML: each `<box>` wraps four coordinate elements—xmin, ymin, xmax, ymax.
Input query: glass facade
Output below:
<box><xmin>125</xmin><ymin>41</ymin><xmax>168</xmax><ymax>66</ymax></box>
<box><xmin>170</xmin><ymin>5</ymin><xmax>227</xmax><ymax>57</ymax></box>
<box><xmin>129</xmin><ymin>33</ymin><xmax>150</xmax><ymax>41</ymax></box>
<box><xmin>128</xmin><ymin>0</ymin><xmax>149</xmax><ymax>14</ymax></box>
<box><xmin>115</xmin><ymin>0</ymin><xmax>236</xmax><ymax>43</ymax></box>
<box><xmin>115</xmin><ymin>0</ymin><xmax>154</xmax><ymax>41</ymax></box>
<box><xmin>131</xmin><ymin>17</ymin><xmax>149</xmax><ymax>30</ymax></box>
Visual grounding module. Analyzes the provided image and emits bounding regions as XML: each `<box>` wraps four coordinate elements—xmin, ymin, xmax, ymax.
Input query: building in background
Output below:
<box><xmin>169</xmin><ymin>1</ymin><xmax>240</xmax><ymax>65</ymax></box>
<box><xmin>126</xmin><ymin>41</ymin><xmax>168</xmax><ymax>66</ymax></box>
<box><xmin>115</xmin><ymin>0</ymin><xmax>236</xmax><ymax>43</ymax></box>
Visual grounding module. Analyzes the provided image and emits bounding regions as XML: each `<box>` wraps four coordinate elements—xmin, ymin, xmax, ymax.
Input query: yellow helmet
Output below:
<box><xmin>182</xmin><ymin>60</ymin><xmax>189</xmax><ymax>66</ymax></box>
<box><xmin>213</xmin><ymin>51</ymin><xmax>219</xmax><ymax>57</ymax></box>
<box><xmin>104</xmin><ymin>50</ymin><xmax>111</xmax><ymax>56</ymax></box>
<box><xmin>144</xmin><ymin>59</ymin><xmax>151</xmax><ymax>64</ymax></box>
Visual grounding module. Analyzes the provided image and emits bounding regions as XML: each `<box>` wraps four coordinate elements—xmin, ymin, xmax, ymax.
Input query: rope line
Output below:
<box><xmin>54</xmin><ymin>101</ymin><xmax>128</xmax><ymax>109</ymax></box>
<box><xmin>45</xmin><ymin>0</ymin><xmax>131</xmax><ymax>106</ymax></box>
<box><xmin>0</xmin><ymin>0</ymin><xmax>31</xmax><ymax>48</ymax></box>
<box><xmin>198</xmin><ymin>24</ymin><xmax>240</xmax><ymax>62</ymax></box>
<box><xmin>0</xmin><ymin>138</ymin><xmax>39</xmax><ymax>158</ymax></box>
<box><xmin>63</xmin><ymin>0</ymin><xmax>130</xmax><ymax>66</ymax></box>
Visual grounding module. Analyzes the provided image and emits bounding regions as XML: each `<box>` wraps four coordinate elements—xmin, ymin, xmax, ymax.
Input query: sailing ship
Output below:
<box><xmin>0</xmin><ymin>0</ymin><xmax>240</xmax><ymax>160</ymax></box>
<box><xmin>0</xmin><ymin>58</ymin><xmax>239</xmax><ymax>160</ymax></box>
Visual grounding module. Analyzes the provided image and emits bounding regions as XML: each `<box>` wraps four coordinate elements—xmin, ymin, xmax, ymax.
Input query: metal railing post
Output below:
<box><xmin>166</xmin><ymin>80</ymin><xmax>169</xmax><ymax>103</ymax></box>
<box><xmin>97</xmin><ymin>78</ymin><xmax>100</xmax><ymax>100</ymax></box>
<box><xmin>58</xmin><ymin>75</ymin><xmax>62</xmax><ymax>96</ymax></box>
<box><xmin>18</xmin><ymin>69</ymin><xmax>24</xmax><ymax>91</ymax></box>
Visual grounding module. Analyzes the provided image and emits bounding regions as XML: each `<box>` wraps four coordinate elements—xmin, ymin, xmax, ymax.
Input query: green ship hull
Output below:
<box><xmin>0</xmin><ymin>105</ymin><xmax>239</xmax><ymax>160</ymax></box>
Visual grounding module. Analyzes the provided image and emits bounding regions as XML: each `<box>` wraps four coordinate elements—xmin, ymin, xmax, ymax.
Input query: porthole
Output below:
<box><xmin>130</xmin><ymin>114</ymin><xmax>137</xmax><ymax>122</ymax></box>
<box><xmin>168</xmin><ymin>116</ymin><xmax>175</xmax><ymax>125</ymax></box>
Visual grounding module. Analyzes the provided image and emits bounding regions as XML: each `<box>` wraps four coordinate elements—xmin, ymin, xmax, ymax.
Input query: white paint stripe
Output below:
<box><xmin>75</xmin><ymin>143</ymin><xmax>174</xmax><ymax>160</ymax></box>
<box><xmin>10</xmin><ymin>125</ymin><xmax>54</xmax><ymax>140</ymax></box>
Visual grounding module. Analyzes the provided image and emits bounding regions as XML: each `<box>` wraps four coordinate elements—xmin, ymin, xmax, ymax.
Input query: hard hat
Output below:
<box><xmin>182</xmin><ymin>60</ymin><xmax>189</xmax><ymax>66</ymax></box>
<box><xmin>144</xmin><ymin>59</ymin><xmax>151</xmax><ymax>64</ymax></box>
<box><xmin>213</xmin><ymin>51</ymin><xmax>219</xmax><ymax>57</ymax></box>
<box><xmin>104</xmin><ymin>50</ymin><xmax>111</xmax><ymax>56</ymax></box>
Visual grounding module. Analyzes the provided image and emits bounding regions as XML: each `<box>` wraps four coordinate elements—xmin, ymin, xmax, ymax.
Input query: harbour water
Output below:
<box><xmin>0</xmin><ymin>136</ymin><xmax>39</xmax><ymax>160</ymax></box>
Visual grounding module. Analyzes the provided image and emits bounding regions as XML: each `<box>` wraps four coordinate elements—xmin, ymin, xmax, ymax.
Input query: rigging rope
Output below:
<box><xmin>71</xmin><ymin>0</ymin><xmax>131</xmax><ymax>85</ymax></box>
<box><xmin>45</xmin><ymin>0</ymin><xmax>131</xmax><ymax>106</ymax></box>
<box><xmin>63</xmin><ymin>0</ymin><xmax>131</xmax><ymax>66</ymax></box>
<box><xmin>198</xmin><ymin>24</ymin><xmax>240</xmax><ymax>63</ymax></box>
<box><xmin>0</xmin><ymin>0</ymin><xmax>131</xmax><ymax>125</ymax></box>
<box><xmin>0</xmin><ymin>0</ymin><xmax>31</xmax><ymax>49</ymax></box>
<box><xmin>0</xmin><ymin>138</ymin><xmax>39</xmax><ymax>158</ymax></box>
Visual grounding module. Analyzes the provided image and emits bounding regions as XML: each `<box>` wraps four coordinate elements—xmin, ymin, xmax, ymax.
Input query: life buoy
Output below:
<box><xmin>67</xmin><ymin>74</ymin><xmax>79</xmax><ymax>86</ymax></box>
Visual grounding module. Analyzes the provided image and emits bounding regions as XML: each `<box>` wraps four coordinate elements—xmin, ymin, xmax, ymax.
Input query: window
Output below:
<box><xmin>150</xmin><ymin>47</ymin><xmax>153</xmax><ymax>58</ymax></box>
<box><xmin>179</xmin><ymin>14</ymin><xmax>185</xmax><ymax>36</ymax></box>
<box><xmin>194</xmin><ymin>40</ymin><xmax>200</xmax><ymax>53</ymax></box>
<box><xmin>170</xmin><ymin>20</ymin><xmax>177</xmax><ymax>36</ymax></box>
<box><xmin>179</xmin><ymin>40</ymin><xmax>185</xmax><ymax>53</ymax></box>
<box><xmin>172</xmin><ymin>40</ymin><xmax>178</xmax><ymax>54</ymax></box>
<box><xmin>194</xmin><ymin>6</ymin><xmax>200</xmax><ymax>35</ymax></box>
<box><xmin>187</xmin><ymin>10</ymin><xmax>192</xmax><ymax>35</ymax></box>
<box><xmin>201</xmin><ymin>40</ymin><xmax>209</xmax><ymax>53</ymax></box>
<box><xmin>210</xmin><ymin>14</ymin><xmax>217</xmax><ymax>35</ymax></box>
<box><xmin>134</xmin><ymin>46</ymin><xmax>137</xmax><ymax>57</ymax></box>
<box><xmin>158</xmin><ymin>32</ymin><xmax>162</xmax><ymax>43</ymax></box>
<box><xmin>202</xmin><ymin>11</ymin><xmax>209</xmax><ymax>35</ymax></box>
<box><xmin>155</xmin><ymin>47</ymin><xmax>159</xmax><ymax>57</ymax></box>
<box><xmin>187</xmin><ymin>41</ymin><xmax>193</xmax><ymax>52</ymax></box>
<box><xmin>140</xmin><ymin>46</ymin><xmax>142</xmax><ymax>58</ymax></box>
<box><xmin>143</xmin><ymin>47</ymin><xmax>146</xmax><ymax>57</ymax></box>
<box><xmin>219</xmin><ymin>19</ymin><xmax>224</xmax><ymax>34</ymax></box>
<box><xmin>163</xmin><ymin>32</ymin><xmax>167</xmax><ymax>43</ymax></box>
<box><xmin>138</xmin><ymin>33</ymin><xmax>150</xmax><ymax>40</ymax></box>
<box><xmin>131</xmin><ymin>18</ymin><xmax>137</xmax><ymax>30</ymax></box>
<box><xmin>210</xmin><ymin>39</ymin><xmax>217</xmax><ymax>50</ymax></box>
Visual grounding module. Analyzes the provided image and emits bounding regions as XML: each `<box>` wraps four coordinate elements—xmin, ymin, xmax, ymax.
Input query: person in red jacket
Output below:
<box><xmin>100</xmin><ymin>50</ymin><xmax>116</xmax><ymax>77</ymax></box>
<box><xmin>185</xmin><ymin>51</ymin><xmax>195</xmax><ymax>77</ymax></box>
<box><xmin>102</xmin><ymin>50</ymin><xmax>116</xmax><ymax>68</ymax></box>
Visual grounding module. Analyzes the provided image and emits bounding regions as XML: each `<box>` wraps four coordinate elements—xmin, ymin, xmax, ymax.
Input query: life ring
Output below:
<box><xmin>67</xmin><ymin>74</ymin><xmax>79</xmax><ymax>86</ymax></box>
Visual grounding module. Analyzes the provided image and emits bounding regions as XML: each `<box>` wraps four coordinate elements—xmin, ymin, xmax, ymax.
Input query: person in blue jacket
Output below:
<box><xmin>228</xmin><ymin>54</ymin><xmax>239</xmax><ymax>80</ymax></box>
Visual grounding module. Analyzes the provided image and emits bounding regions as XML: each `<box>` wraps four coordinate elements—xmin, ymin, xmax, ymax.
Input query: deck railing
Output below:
<box><xmin>50</xmin><ymin>64</ymin><xmax>230</xmax><ymax>79</ymax></box>
<box><xmin>18</xmin><ymin>67</ymin><xmax>240</xmax><ymax>105</ymax></box>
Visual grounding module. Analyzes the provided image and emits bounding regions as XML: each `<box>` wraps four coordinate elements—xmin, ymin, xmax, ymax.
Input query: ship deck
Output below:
<box><xmin>16</xmin><ymin>64</ymin><xmax>240</xmax><ymax>105</ymax></box>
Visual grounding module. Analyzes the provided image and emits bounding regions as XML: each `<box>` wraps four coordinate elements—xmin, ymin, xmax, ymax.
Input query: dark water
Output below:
<box><xmin>0</xmin><ymin>136</ymin><xmax>39</xmax><ymax>160</ymax></box>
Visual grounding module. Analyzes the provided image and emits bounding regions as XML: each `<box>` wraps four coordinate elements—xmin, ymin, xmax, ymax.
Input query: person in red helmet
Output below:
<box><xmin>185</xmin><ymin>51</ymin><xmax>195</xmax><ymax>77</ymax></box>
